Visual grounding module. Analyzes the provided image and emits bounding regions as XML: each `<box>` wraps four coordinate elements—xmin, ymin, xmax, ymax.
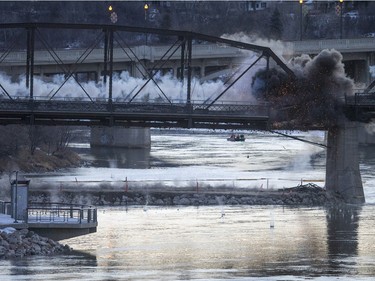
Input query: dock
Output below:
<box><xmin>0</xmin><ymin>201</ymin><xmax>97</xmax><ymax>241</ymax></box>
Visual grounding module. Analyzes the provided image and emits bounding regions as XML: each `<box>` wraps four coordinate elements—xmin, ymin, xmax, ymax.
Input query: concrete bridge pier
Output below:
<box><xmin>325</xmin><ymin>121</ymin><xmax>365</xmax><ymax>204</ymax></box>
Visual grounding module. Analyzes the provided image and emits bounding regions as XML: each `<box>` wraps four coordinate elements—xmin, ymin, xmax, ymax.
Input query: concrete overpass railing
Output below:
<box><xmin>0</xmin><ymin>44</ymin><xmax>245</xmax><ymax>66</ymax></box>
<box><xmin>2</xmin><ymin>38</ymin><xmax>375</xmax><ymax>66</ymax></box>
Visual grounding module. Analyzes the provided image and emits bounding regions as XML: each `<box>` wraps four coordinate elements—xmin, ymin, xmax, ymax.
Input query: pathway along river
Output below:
<box><xmin>1</xmin><ymin>130</ymin><xmax>375</xmax><ymax>280</ymax></box>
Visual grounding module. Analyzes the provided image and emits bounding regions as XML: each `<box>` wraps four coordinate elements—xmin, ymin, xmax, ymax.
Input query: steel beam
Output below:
<box><xmin>26</xmin><ymin>27</ymin><xmax>35</xmax><ymax>99</ymax></box>
<box><xmin>108</xmin><ymin>28</ymin><xmax>114</xmax><ymax>104</ymax></box>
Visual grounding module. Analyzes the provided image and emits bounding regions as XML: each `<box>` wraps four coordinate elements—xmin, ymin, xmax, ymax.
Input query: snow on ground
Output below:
<box><xmin>0</xmin><ymin>214</ymin><xmax>19</xmax><ymax>226</ymax></box>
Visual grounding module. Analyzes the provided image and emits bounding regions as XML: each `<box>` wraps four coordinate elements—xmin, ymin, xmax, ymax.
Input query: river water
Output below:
<box><xmin>1</xmin><ymin>130</ymin><xmax>375</xmax><ymax>280</ymax></box>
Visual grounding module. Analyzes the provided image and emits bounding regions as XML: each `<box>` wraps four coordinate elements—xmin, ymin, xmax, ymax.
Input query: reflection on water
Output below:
<box><xmin>326</xmin><ymin>206</ymin><xmax>360</xmax><ymax>275</ymax></box>
<box><xmin>326</xmin><ymin>206</ymin><xmax>360</xmax><ymax>258</ymax></box>
<box><xmin>78</xmin><ymin>146</ymin><xmax>151</xmax><ymax>169</ymax></box>
<box><xmin>1</xmin><ymin>252</ymin><xmax>97</xmax><ymax>279</ymax></box>
<box><xmin>0</xmin><ymin>205</ymin><xmax>374</xmax><ymax>280</ymax></box>
<box><xmin>1</xmin><ymin>131</ymin><xmax>374</xmax><ymax>280</ymax></box>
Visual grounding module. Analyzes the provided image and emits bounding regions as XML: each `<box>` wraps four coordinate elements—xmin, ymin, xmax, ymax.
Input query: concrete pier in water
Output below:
<box><xmin>325</xmin><ymin>121</ymin><xmax>365</xmax><ymax>204</ymax></box>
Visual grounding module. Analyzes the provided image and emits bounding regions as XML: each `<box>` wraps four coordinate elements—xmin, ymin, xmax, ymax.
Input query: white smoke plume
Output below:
<box><xmin>221</xmin><ymin>32</ymin><xmax>289</xmax><ymax>61</ymax></box>
<box><xmin>0</xmin><ymin>69</ymin><xmax>260</xmax><ymax>104</ymax></box>
<box><xmin>0</xmin><ymin>71</ymin><xmax>209</xmax><ymax>102</ymax></box>
<box><xmin>364</xmin><ymin>121</ymin><xmax>375</xmax><ymax>135</ymax></box>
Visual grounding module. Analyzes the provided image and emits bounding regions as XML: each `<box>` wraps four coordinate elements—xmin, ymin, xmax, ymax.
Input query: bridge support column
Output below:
<box><xmin>132</xmin><ymin>62</ymin><xmax>145</xmax><ymax>78</ymax></box>
<box><xmin>90</xmin><ymin>127</ymin><xmax>151</xmax><ymax>148</ymax></box>
<box><xmin>325</xmin><ymin>121</ymin><xmax>365</xmax><ymax>204</ymax></box>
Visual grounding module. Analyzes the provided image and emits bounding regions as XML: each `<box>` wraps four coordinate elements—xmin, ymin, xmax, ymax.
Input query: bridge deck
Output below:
<box><xmin>0</xmin><ymin>98</ymin><xmax>270</xmax><ymax>130</ymax></box>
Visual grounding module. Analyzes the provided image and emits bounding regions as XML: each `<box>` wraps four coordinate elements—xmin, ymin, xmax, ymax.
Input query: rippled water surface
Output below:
<box><xmin>1</xmin><ymin>205</ymin><xmax>375</xmax><ymax>280</ymax></box>
<box><xmin>1</xmin><ymin>130</ymin><xmax>375</xmax><ymax>280</ymax></box>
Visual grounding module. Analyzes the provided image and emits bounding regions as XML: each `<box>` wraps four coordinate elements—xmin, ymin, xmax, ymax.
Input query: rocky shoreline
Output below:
<box><xmin>29</xmin><ymin>183</ymin><xmax>345</xmax><ymax>207</ymax></box>
<box><xmin>0</xmin><ymin>227</ymin><xmax>72</xmax><ymax>260</ymax></box>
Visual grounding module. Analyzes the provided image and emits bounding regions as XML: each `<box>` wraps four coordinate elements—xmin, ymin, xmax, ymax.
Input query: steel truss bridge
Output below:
<box><xmin>0</xmin><ymin>98</ymin><xmax>270</xmax><ymax>129</ymax></box>
<box><xmin>0</xmin><ymin>22</ymin><xmax>374</xmax><ymax>129</ymax></box>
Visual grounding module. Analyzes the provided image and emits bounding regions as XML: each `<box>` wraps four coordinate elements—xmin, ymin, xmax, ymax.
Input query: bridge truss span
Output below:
<box><xmin>0</xmin><ymin>22</ymin><xmax>295</xmax><ymax>130</ymax></box>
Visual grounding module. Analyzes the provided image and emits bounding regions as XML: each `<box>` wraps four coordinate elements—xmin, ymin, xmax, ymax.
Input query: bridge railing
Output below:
<box><xmin>0</xmin><ymin>96</ymin><xmax>270</xmax><ymax>116</ymax></box>
<box><xmin>285</xmin><ymin>38</ymin><xmax>375</xmax><ymax>55</ymax></box>
<box><xmin>346</xmin><ymin>93</ymin><xmax>375</xmax><ymax>106</ymax></box>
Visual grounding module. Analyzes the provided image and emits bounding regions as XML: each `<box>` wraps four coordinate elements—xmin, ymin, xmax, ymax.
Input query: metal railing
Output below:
<box><xmin>26</xmin><ymin>202</ymin><xmax>97</xmax><ymax>224</ymax></box>
<box><xmin>346</xmin><ymin>93</ymin><xmax>375</xmax><ymax>106</ymax></box>
<box><xmin>0</xmin><ymin>97</ymin><xmax>270</xmax><ymax>116</ymax></box>
<box><xmin>0</xmin><ymin>200</ymin><xmax>11</xmax><ymax>215</ymax></box>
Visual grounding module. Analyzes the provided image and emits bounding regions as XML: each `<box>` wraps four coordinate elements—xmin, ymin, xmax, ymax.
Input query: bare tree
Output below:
<box><xmin>0</xmin><ymin>125</ymin><xmax>28</xmax><ymax>156</ymax></box>
<box><xmin>28</xmin><ymin>125</ymin><xmax>43</xmax><ymax>155</ymax></box>
<box><xmin>38</xmin><ymin>126</ymin><xmax>75</xmax><ymax>155</ymax></box>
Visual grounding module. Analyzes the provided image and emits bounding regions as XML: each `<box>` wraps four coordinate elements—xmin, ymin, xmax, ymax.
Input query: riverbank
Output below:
<box><xmin>29</xmin><ymin>183</ymin><xmax>345</xmax><ymax>207</ymax></box>
<box><xmin>0</xmin><ymin>147</ymin><xmax>81</xmax><ymax>174</ymax></box>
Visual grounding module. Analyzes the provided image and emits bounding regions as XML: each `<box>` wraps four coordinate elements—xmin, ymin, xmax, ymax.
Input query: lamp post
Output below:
<box><xmin>108</xmin><ymin>5</ymin><xmax>118</xmax><ymax>24</ymax></box>
<box><xmin>340</xmin><ymin>0</ymin><xmax>344</xmax><ymax>39</ymax></box>
<box><xmin>299</xmin><ymin>0</ymin><xmax>303</xmax><ymax>41</ymax></box>
<box><xmin>10</xmin><ymin>171</ymin><xmax>19</xmax><ymax>223</ymax></box>
<box><xmin>144</xmin><ymin>3</ymin><xmax>149</xmax><ymax>21</ymax></box>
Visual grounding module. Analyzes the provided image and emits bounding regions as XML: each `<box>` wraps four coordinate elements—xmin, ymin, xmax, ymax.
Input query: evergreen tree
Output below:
<box><xmin>269</xmin><ymin>8</ymin><xmax>283</xmax><ymax>40</ymax></box>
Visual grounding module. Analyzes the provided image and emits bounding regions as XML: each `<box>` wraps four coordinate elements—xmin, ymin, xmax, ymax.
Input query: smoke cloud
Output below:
<box><xmin>220</xmin><ymin>32</ymin><xmax>355</xmax><ymax>129</ymax></box>
<box><xmin>252</xmin><ymin>49</ymin><xmax>354</xmax><ymax>129</ymax></box>
<box><xmin>221</xmin><ymin>32</ymin><xmax>289</xmax><ymax>60</ymax></box>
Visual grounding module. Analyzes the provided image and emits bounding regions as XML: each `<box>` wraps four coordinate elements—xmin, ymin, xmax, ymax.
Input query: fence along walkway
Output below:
<box><xmin>0</xmin><ymin>201</ymin><xmax>97</xmax><ymax>226</ymax></box>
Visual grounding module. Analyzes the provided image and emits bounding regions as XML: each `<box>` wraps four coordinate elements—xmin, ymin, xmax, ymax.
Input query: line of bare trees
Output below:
<box><xmin>0</xmin><ymin>125</ymin><xmax>75</xmax><ymax>157</ymax></box>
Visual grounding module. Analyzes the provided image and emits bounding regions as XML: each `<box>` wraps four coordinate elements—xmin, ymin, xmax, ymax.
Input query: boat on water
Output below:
<box><xmin>227</xmin><ymin>134</ymin><xmax>245</xmax><ymax>142</ymax></box>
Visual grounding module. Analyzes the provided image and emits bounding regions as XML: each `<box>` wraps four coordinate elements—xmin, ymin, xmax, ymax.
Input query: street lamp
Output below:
<box><xmin>144</xmin><ymin>3</ymin><xmax>149</xmax><ymax>21</ymax></box>
<box><xmin>143</xmin><ymin>3</ymin><xmax>150</xmax><ymax>47</ymax></box>
<box><xmin>299</xmin><ymin>0</ymin><xmax>303</xmax><ymax>41</ymax></box>
<box><xmin>340</xmin><ymin>0</ymin><xmax>344</xmax><ymax>39</ymax></box>
<box><xmin>10</xmin><ymin>171</ymin><xmax>19</xmax><ymax>223</ymax></box>
<box><xmin>108</xmin><ymin>5</ymin><xmax>118</xmax><ymax>24</ymax></box>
